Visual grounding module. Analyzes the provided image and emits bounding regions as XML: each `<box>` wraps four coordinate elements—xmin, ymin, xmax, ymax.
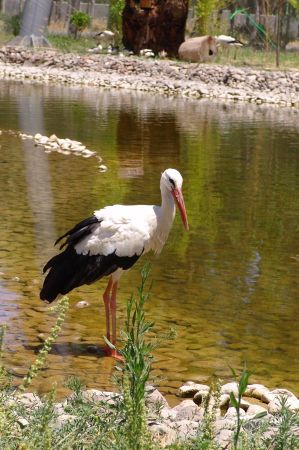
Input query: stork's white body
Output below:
<box><xmin>215</xmin><ymin>35</ymin><xmax>244</xmax><ymax>47</ymax></box>
<box><xmin>40</xmin><ymin>168</ymin><xmax>188</xmax><ymax>358</ymax></box>
<box><xmin>77</xmin><ymin>202</ymin><xmax>175</xmax><ymax>258</ymax></box>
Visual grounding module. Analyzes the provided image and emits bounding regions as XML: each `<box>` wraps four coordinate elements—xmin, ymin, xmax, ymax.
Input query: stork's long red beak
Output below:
<box><xmin>172</xmin><ymin>188</ymin><xmax>189</xmax><ymax>230</ymax></box>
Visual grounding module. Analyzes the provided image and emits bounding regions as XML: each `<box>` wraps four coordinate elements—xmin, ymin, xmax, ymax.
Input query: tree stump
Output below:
<box><xmin>122</xmin><ymin>0</ymin><xmax>189</xmax><ymax>57</ymax></box>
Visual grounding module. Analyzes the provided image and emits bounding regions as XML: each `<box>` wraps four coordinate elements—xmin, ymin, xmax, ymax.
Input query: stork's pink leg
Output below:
<box><xmin>102</xmin><ymin>277</ymin><xmax>113</xmax><ymax>354</ymax></box>
<box><xmin>102</xmin><ymin>279</ymin><xmax>123</xmax><ymax>360</ymax></box>
<box><xmin>109</xmin><ymin>281</ymin><xmax>123</xmax><ymax>361</ymax></box>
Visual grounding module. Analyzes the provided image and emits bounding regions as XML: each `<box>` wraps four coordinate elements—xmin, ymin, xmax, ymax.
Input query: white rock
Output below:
<box><xmin>224</xmin><ymin>407</ymin><xmax>245</xmax><ymax>419</ymax></box>
<box><xmin>219</xmin><ymin>393</ymin><xmax>230</xmax><ymax>408</ymax></box>
<box><xmin>246</xmin><ymin>404</ymin><xmax>268</xmax><ymax>416</ymax></box>
<box><xmin>271</xmin><ymin>388</ymin><xmax>297</xmax><ymax>399</ymax></box>
<box><xmin>75</xmin><ymin>300</ymin><xmax>90</xmax><ymax>309</ymax></box>
<box><xmin>230</xmin><ymin>398</ymin><xmax>251</xmax><ymax>411</ymax></box>
<box><xmin>99</xmin><ymin>164</ymin><xmax>107</xmax><ymax>172</ymax></box>
<box><xmin>215</xmin><ymin>417</ymin><xmax>237</xmax><ymax>433</ymax></box>
<box><xmin>11</xmin><ymin>276</ymin><xmax>20</xmax><ymax>282</ymax></box>
<box><xmin>34</xmin><ymin>133</ymin><xmax>42</xmax><ymax>140</ymax></box>
<box><xmin>268</xmin><ymin>396</ymin><xmax>299</xmax><ymax>414</ymax></box>
<box><xmin>49</xmin><ymin>134</ymin><xmax>58</xmax><ymax>142</ymax></box>
<box><xmin>14</xmin><ymin>393</ymin><xmax>42</xmax><ymax>409</ymax></box>
<box><xmin>55</xmin><ymin>414</ymin><xmax>76</xmax><ymax>429</ymax></box>
<box><xmin>146</xmin><ymin>389</ymin><xmax>169</xmax><ymax>409</ymax></box>
<box><xmin>53</xmin><ymin>402</ymin><xmax>65</xmax><ymax>415</ymax></box>
<box><xmin>178</xmin><ymin>382</ymin><xmax>209</xmax><ymax>398</ymax></box>
<box><xmin>160</xmin><ymin>407</ymin><xmax>177</xmax><ymax>421</ymax></box>
<box><xmin>174</xmin><ymin>419</ymin><xmax>199</xmax><ymax>439</ymax></box>
<box><xmin>172</xmin><ymin>399</ymin><xmax>203</xmax><ymax>421</ymax></box>
<box><xmin>244</xmin><ymin>384</ymin><xmax>270</xmax><ymax>402</ymax></box>
<box><xmin>216</xmin><ymin>428</ymin><xmax>234</xmax><ymax>447</ymax></box>
<box><xmin>81</xmin><ymin>389</ymin><xmax>121</xmax><ymax>405</ymax></box>
<box><xmin>17</xmin><ymin>417</ymin><xmax>29</xmax><ymax>427</ymax></box>
<box><xmin>221</xmin><ymin>382</ymin><xmax>239</xmax><ymax>396</ymax></box>
<box><xmin>149</xmin><ymin>422</ymin><xmax>176</xmax><ymax>446</ymax></box>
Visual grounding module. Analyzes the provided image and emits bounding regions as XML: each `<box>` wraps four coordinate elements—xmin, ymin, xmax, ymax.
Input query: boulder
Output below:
<box><xmin>146</xmin><ymin>389</ymin><xmax>169</xmax><ymax>409</ymax></box>
<box><xmin>244</xmin><ymin>384</ymin><xmax>271</xmax><ymax>403</ymax></box>
<box><xmin>178</xmin><ymin>381</ymin><xmax>209</xmax><ymax>398</ymax></box>
<box><xmin>221</xmin><ymin>382</ymin><xmax>239</xmax><ymax>397</ymax></box>
<box><xmin>80</xmin><ymin>389</ymin><xmax>121</xmax><ymax>405</ymax></box>
<box><xmin>172</xmin><ymin>399</ymin><xmax>203</xmax><ymax>421</ymax></box>
<box><xmin>246</xmin><ymin>404</ymin><xmax>268</xmax><ymax>416</ymax></box>
<box><xmin>149</xmin><ymin>422</ymin><xmax>177</xmax><ymax>447</ymax></box>
<box><xmin>178</xmin><ymin>36</ymin><xmax>217</xmax><ymax>63</ymax></box>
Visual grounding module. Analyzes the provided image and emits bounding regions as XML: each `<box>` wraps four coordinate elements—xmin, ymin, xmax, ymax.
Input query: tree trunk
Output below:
<box><xmin>9</xmin><ymin>0</ymin><xmax>52</xmax><ymax>47</ymax></box>
<box><xmin>122</xmin><ymin>0</ymin><xmax>189</xmax><ymax>57</ymax></box>
<box><xmin>275</xmin><ymin>7</ymin><xmax>281</xmax><ymax>67</ymax></box>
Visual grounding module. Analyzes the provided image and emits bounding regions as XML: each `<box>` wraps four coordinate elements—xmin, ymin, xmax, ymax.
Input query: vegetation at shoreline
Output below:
<box><xmin>214</xmin><ymin>45</ymin><xmax>299</xmax><ymax>70</ymax></box>
<box><xmin>0</xmin><ymin>268</ymin><xmax>298</xmax><ymax>449</ymax></box>
<box><xmin>0</xmin><ymin>11</ymin><xmax>298</xmax><ymax>70</ymax></box>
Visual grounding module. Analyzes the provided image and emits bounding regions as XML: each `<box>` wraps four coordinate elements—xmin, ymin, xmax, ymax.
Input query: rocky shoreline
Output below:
<box><xmin>7</xmin><ymin>381</ymin><xmax>299</xmax><ymax>449</ymax></box>
<box><xmin>0</xmin><ymin>46</ymin><xmax>298</xmax><ymax>108</ymax></box>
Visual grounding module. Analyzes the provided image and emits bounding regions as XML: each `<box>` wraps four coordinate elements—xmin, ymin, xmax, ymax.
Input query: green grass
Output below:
<box><xmin>0</xmin><ymin>17</ymin><xmax>13</xmax><ymax>46</ymax></box>
<box><xmin>214</xmin><ymin>45</ymin><xmax>299</xmax><ymax>70</ymax></box>
<box><xmin>46</xmin><ymin>34</ymin><xmax>95</xmax><ymax>54</ymax></box>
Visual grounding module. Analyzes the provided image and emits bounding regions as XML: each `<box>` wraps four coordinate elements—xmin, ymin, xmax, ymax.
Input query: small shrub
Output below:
<box><xmin>192</xmin><ymin>380</ymin><xmax>221</xmax><ymax>450</ymax></box>
<box><xmin>229</xmin><ymin>366</ymin><xmax>251</xmax><ymax>450</ymax></box>
<box><xmin>116</xmin><ymin>264</ymin><xmax>155</xmax><ymax>449</ymax></box>
<box><xmin>19</xmin><ymin>296</ymin><xmax>69</xmax><ymax>392</ymax></box>
<box><xmin>108</xmin><ymin>0</ymin><xmax>125</xmax><ymax>45</ymax></box>
<box><xmin>70</xmin><ymin>10</ymin><xmax>91</xmax><ymax>38</ymax></box>
<box><xmin>267</xmin><ymin>396</ymin><xmax>299</xmax><ymax>450</ymax></box>
<box><xmin>3</xmin><ymin>13</ymin><xmax>21</xmax><ymax>36</ymax></box>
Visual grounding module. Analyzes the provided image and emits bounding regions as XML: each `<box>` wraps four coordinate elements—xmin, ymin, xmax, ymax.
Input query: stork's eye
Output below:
<box><xmin>168</xmin><ymin>177</ymin><xmax>175</xmax><ymax>188</ymax></box>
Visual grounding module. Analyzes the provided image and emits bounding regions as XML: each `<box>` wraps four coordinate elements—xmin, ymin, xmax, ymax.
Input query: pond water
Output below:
<box><xmin>0</xmin><ymin>80</ymin><xmax>298</xmax><ymax>402</ymax></box>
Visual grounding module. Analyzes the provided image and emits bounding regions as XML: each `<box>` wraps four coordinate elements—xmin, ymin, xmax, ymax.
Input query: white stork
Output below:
<box><xmin>40</xmin><ymin>169</ymin><xmax>189</xmax><ymax>359</ymax></box>
<box><xmin>215</xmin><ymin>35</ymin><xmax>244</xmax><ymax>47</ymax></box>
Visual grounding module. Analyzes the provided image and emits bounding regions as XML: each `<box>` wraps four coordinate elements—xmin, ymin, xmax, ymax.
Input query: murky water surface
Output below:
<box><xmin>0</xmin><ymin>80</ymin><xmax>298</xmax><ymax>401</ymax></box>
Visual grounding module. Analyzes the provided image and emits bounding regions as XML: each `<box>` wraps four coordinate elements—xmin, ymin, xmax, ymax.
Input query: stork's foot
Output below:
<box><xmin>102</xmin><ymin>345</ymin><xmax>124</xmax><ymax>361</ymax></box>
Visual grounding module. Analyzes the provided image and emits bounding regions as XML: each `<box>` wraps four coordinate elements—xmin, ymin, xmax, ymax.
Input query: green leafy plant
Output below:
<box><xmin>193</xmin><ymin>380</ymin><xmax>221</xmax><ymax>449</ymax></box>
<box><xmin>108</xmin><ymin>0</ymin><xmax>125</xmax><ymax>44</ymax></box>
<box><xmin>268</xmin><ymin>395</ymin><xmax>299</xmax><ymax>450</ymax></box>
<box><xmin>194</xmin><ymin>0</ymin><xmax>229</xmax><ymax>35</ymax></box>
<box><xmin>19</xmin><ymin>296</ymin><xmax>69</xmax><ymax>392</ymax></box>
<box><xmin>229</xmin><ymin>366</ymin><xmax>252</xmax><ymax>450</ymax></box>
<box><xmin>116</xmin><ymin>264</ymin><xmax>155</xmax><ymax>449</ymax></box>
<box><xmin>70</xmin><ymin>10</ymin><xmax>91</xmax><ymax>38</ymax></box>
<box><xmin>3</xmin><ymin>13</ymin><xmax>21</xmax><ymax>36</ymax></box>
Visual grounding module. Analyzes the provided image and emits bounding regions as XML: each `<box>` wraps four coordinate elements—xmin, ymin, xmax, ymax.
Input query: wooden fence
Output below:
<box><xmin>1</xmin><ymin>0</ymin><xmax>109</xmax><ymax>22</ymax></box>
<box><xmin>1</xmin><ymin>1</ymin><xmax>298</xmax><ymax>40</ymax></box>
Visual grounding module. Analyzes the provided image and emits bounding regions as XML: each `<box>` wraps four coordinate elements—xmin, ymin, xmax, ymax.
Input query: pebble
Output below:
<box><xmin>75</xmin><ymin>300</ymin><xmax>90</xmax><ymax>309</ymax></box>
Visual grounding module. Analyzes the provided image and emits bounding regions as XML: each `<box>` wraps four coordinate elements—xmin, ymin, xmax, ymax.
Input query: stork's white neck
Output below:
<box><xmin>152</xmin><ymin>184</ymin><xmax>176</xmax><ymax>254</ymax></box>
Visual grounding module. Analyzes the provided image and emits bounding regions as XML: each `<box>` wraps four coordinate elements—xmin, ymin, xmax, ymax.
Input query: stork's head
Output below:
<box><xmin>161</xmin><ymin>169</ymin><xmax>189</xmax><ymax>230</ymax></box>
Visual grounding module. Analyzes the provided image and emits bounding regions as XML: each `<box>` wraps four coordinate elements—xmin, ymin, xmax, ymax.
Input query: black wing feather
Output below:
<box><xmin>55</xmin><ymin>215</ymin><xmax>100</xmax><ymax>249</ymax></box>
<box><xmin>40</xmin><ymin>214</ymin><xmax>142</xmax><ymax>303</ymax></box>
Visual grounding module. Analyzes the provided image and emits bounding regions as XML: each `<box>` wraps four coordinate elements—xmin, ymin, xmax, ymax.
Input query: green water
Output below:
<box><xmin>0</xmin><ymin>80</ymin><xmax>298</xmax><ymax>401</ymax></box>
